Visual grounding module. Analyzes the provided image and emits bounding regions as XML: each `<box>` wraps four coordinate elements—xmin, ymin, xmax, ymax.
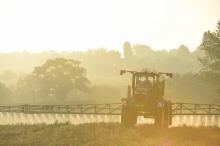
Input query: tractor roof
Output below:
<box><xmin>120</xmin><ymin>70</ymin><xmax>173</xmax><ymax>78</ymax></box>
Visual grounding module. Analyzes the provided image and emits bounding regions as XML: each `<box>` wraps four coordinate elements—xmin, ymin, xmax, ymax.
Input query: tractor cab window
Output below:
<box><xmin>136</xmin><ymin>76</ymin><xmax>152</xmax><ymax>87</ymax></box>
<box><xmin>135</xmin><ymin>75</ymin><xmax>153</xmax><ymax>95</ymax></box>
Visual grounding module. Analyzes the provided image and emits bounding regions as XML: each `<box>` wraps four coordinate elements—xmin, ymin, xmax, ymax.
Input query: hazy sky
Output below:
<box><xmin>0</xmin><ymin>0</ymin><xmax>219</xmax><ymax>52</ymax></box>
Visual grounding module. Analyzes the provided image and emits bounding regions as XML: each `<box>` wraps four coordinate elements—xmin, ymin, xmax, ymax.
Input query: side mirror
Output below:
<box><xmin>120</xmin><ymin>70</ymin><xmax>126</xmax><ymax>75</ymax></box>
<box><xmin>168</xmin><ymin>73</ymin><xmax>173</xmax><ymax>78</ymax></box>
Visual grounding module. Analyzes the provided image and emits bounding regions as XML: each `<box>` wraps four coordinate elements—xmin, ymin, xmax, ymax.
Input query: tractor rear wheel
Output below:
<box><xmin>121</xmin><ymin>105</ymin><xmax>137</xmax><ymax>126</ymax></box>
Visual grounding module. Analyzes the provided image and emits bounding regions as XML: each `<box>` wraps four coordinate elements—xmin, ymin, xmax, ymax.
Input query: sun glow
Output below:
<box><xmin>0</xmin><ymin>0</ymin><xmax>219</xmax><ymax>52</ymax></box>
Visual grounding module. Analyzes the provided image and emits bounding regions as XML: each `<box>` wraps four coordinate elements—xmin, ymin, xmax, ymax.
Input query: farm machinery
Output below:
<box><xmin>120</xmin><ymin>70</ymin><xmax>173</xmax><ymax>128</ymax></box>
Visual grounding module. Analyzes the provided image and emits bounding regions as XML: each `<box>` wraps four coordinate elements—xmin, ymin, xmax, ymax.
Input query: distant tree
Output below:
<box><xmin>18</xmin><ymin>58</ymin><xmax>89</xmax><ymax>101</ymax></box>
<box><xmin>177</xmin><ymin>45</ymin><xmax>190</xmax><ymax>56</ymax></box>
<box><xmin>85</xmin><ymin>49</ymin><xmax>121</xmax><ymax>76</ymax></box>
<box><xmin>123</xmin><ymin>41</ymin><xmax>134</xmax><ymax>59</ymax></box>
<box><xmin>0</xmin><ymin>82</ymin><xmax>11</xmax><ymax>102</ymax></box>
<box><xmin>199</xmin><ymin>20</ymin><xmax>220</xmax><ymax>93</ymax></box>
<box><xmin>132</xmin><ymin>44</ymin><xmax>152</xmax><ymax>58</ymax></box>
<box><xmin>170</xmin><ymin>45</ymin><xmax>190</xmax><ymax>57</ymax></box>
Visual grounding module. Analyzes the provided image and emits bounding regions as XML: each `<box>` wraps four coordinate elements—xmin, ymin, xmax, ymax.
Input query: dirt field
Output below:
<box><xmin>0</xmin><ymin>123</ymin><xmax>219</xmax><ymax>146</ymax></box>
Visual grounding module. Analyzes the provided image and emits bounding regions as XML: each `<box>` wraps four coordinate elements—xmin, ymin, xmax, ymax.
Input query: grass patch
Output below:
<box><xmin>0</xmin><ymin>123</ymin><xmax>219</xmax><ymax>146</ymax></box>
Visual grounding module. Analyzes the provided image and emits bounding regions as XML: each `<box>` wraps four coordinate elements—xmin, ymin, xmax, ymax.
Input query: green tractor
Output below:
<box><xmin>120</xmin><ymin>70</ymin><xmax>173</xmax><ymax>128</ymax></box>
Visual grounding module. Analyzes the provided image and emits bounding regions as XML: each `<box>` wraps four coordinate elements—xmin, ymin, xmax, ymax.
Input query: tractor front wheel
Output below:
<box><xmin>121</xmin><ymin>105</ymin><xmax>137</xmax><ymax>127</ymax></box>
<box><xmin>155</xmin><ymin>101</ymin><xmax>172</xmax><ymax>128</ymax></box>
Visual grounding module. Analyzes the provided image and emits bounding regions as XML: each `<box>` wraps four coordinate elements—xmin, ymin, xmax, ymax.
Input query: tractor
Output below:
<box><xmin>120</xmin><ymin>70</ymin><xmax>173</xmax><ymax>128</ymax></box>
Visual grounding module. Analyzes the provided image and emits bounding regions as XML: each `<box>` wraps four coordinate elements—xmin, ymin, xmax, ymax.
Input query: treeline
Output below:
<box><xmin>0</xmin><ymin>43</ymin><xmax>201</xmax><ymax>85</ymax></box>
<box><xmin>0</xmin><ymin>20</ymin><xmax>219</xmax><ymax>104</ymax></box>
<box><xmin>0</xmin><ymin>45</ymin><xmax>212</xmax><ymax>104</ymax></box>
<box><xmin>0</xmin><ymin>57</ymin><xmax>126</xmax><ymax>104</ymax></box>
<box><xmin>0</xmin><ymin>43</ymin><xmax>214</xmax><ymax>104</ymax></box>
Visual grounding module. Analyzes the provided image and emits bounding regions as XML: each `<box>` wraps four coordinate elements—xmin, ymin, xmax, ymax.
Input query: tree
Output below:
<box><xmin>0</xmin><ymin>82</ymin><xmax>11</xmax><ymax>102</ymax></box>
<box><xmin>199</xmin><ymin>20</ymin><xmax>220</xmax><ymax>93</ymax></box>
<box><xmin>85</xmin><ymin>49</ymin><xmax>121</xmax><ymax>76</ymax></box>
<box><xmin>177</xmin><ymin>45</ymin><xmax>190</xmax><ymax>56</ymax></box>
<box><xmin>18</xmin><ymin>58</ymin><xmax>89</xmax><ymax>101</ymax></box>
<box><xmin>123</xmin><ymin>41</ymin><xmax>134</xmax><ymax>60</ymax></box>
<box><xmin>132</xmin><ymin>44</ymin><xmax>152</xmax><ymax>58</ymax></box>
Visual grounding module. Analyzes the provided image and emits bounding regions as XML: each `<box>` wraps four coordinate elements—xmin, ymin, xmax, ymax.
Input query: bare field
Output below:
<box><xmin>0</xmin><ymin>123</ymin><xmax>219</xmax><ymax>146</ymax></box>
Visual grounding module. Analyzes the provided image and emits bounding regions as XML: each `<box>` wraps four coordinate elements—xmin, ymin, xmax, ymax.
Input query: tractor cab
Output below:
<box><xmin>120</xmin><ymin>70</ymin><xmax>172</xmax><ymax>102</ymax></box>
<box><xmin>120</xmin><ymin>70</ymin><xmax>173</xmax><ymax>128</ymax></box>
<box><xmin>133</xmin><ymin>72</ymin><xmax>154</xmax><ymax>97</ymax></box>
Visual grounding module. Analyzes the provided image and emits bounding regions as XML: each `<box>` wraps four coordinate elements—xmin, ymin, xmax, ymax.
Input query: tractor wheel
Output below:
<box><xmin>165</xmin><ymin>101</ymin><xmax>172</xmax><ymax>127</ymax></box>
<box><xmin>154</xmin><ymin>108</ymin><xmax>162</xmax><ymax>128</ymax></box>
<box><xmin>121</xmin><ymin>105</ymin><xmax>137</xmax><ymax>127</ymax></box>
<box><xmin>163</xmin><ymin>102</ymin><xmax>170</xmax><ymax>128</ymax></box>
<box><xmin>155</xmin><ymin>101</ymin><xmax>172</xmax><ymax>128</ymax></box>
